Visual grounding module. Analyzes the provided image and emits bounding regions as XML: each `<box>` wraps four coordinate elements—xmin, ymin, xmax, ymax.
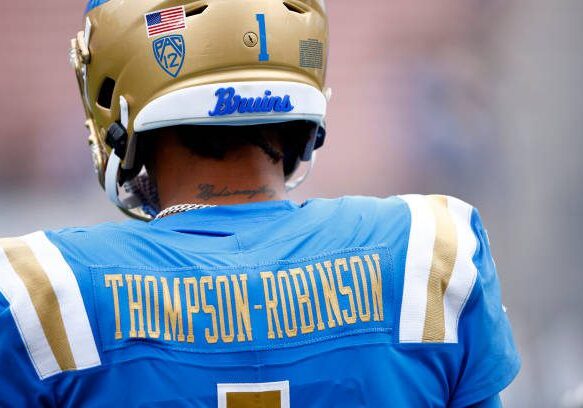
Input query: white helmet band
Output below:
<box><xmin>134</xmin><ymin>81</ymin><xmax>327</xmax><ymax>132</ymax></box>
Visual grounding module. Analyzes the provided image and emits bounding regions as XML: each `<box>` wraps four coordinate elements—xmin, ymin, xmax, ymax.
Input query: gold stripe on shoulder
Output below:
<box><xmin>422</xmin><ymin>195</ymin><xmax>458</xmax><ymax>343</ymax></box>
<box><xmin>0</xmin><ymin>238</ymin><xmax>76</xmax><ymax>371</ymax></box>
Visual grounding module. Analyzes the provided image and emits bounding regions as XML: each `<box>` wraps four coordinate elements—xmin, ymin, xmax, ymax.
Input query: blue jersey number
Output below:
<box><xmin>256</xmin><ymin>14</ymin><xmax>270</xmax><ymax>62</ymax></box>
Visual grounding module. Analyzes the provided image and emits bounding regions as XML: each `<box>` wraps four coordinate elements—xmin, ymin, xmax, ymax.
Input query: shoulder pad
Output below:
<box><xmin>397</xmin><ymin>195</ymin><xmax>478</xmax><ymax>344</ymax></box>
<box><xmin>0</xmin><ymin>232</ymin><xmax>100</xmax><ymax>379</ymax></box>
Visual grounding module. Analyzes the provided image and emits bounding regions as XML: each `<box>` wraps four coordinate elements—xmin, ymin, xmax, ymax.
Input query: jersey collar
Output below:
<box><xmin>146</xmin><ymin>198</ymin><xmax>343</xmax><ymax>251</ymax></box>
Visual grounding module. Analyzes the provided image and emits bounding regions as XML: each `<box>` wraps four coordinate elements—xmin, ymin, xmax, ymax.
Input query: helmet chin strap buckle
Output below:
<box><xmin>105</xmin><ymin>95</ymin><xmax>131</xmax><ymax>159</ymax></box>
<box><xmin>104</xmin><ymin>94</ymin><xmax>138</xmax><ymax>175</ymax></box>
<box><xmin>106</xmin><ymin>123</ymin><xmax>128</xmax><ymax>159</ymax></box>
<box><xmin>104</xmin><ymin>95</ymin><xmax>154</xmax><ymax>220</ymax></box>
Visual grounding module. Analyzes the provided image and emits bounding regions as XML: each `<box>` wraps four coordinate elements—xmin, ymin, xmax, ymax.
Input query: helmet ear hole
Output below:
<box><xmin>97</xmin><ymin>77</ymin><xmax>116</xmax><ymax>109</ymax></box>
<box><xmin>283</xmin><ymin>2</ymin><xmax>307</xmax><ymax>14</ymax></box>
<box><xmin>185</xmin><ymin>3</ymin><xmax>208</xmax><ymax>17</ymax></box>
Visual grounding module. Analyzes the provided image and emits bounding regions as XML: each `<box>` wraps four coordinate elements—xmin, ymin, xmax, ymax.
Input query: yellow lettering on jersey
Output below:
<box><xmin>306</xmin><ymin>265</ymin><xmax>326</xmax><ymax>331</ymax></box>
<box><xmin>104</xmin><ymin>274</ymin><xmax>124</xmax><ymax>340</ymax></box>
<box><xmin>161</xmin><ymin>277</ymin><xmax>185</xmax><ymax>342</ymax></box>
<box><xmin>100</xmin><ymin>251</ymin><xmax>387</xmax><ymax>349</ymax></box>
<box><xmin>231</xmin><ymin>274</ymin><xmax>253</xmax><ymax>342</ymax></box>
<box><xmin>260</xmin><ymin>271</ymin><xmax>283</xmax><ymax>340</ymax></box>
<box><xmin>335</xmin><ymin>259</ymin><xmax>357</xmax><ymax>325</ymax></box>
<box><xmin>200</xmin><ymin>276</ymin><xmax>218</xmax><ymax>344</ymax></box>
<box><xmin>125</xmin><ymin>274</ymin><xmax>146</xmax><ymax>338</ymax></box>
<box><xmin>277</xmin><ymin>271</ymin><xmax>298</xmax><ymax>338</ymax></box>
<box><xmin>365</xmin><ymin>254</ymin><xmax>384</xmax><ymax>322</ymax></box>
<box><xmin>316</xmin><ymin>261</ymin><xmax>343</xmax><ymax>328</ymax></box>
<box><xmin>184</xmin><ymin>277</ymin><xmax>200</xmax><ymax>343</ymax></box>
<box><xmin>216</xmin><ymin>275</ymin><xmax>235</xmax><ymax>343</ymax></box>
<box><xmin>144</xmin><ymin>275</ymin><xmax>161</xmax><ymax>339</ymax></box>
<box><xmin>350</xmin><ymin>256</ymin><xmax>371</xmax><ymax>322</ymax></box>
<box><xmin>290</xmin><ymin>267</ymin><xmax>315</xmax><ymax>335</ymax></box>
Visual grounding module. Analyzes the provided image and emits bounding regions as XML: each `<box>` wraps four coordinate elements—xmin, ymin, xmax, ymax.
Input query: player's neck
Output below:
<box><xmin>151</xmin><ymin>139</ymin><xmax>287</xmax><ymax>210</ymax></box>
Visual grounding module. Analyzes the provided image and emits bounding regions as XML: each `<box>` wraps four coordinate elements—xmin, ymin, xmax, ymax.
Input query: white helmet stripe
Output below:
<box><xmin>134</xmin><ymin>81</ymin><xmax>327</xmax><ymax>132</ymax></box>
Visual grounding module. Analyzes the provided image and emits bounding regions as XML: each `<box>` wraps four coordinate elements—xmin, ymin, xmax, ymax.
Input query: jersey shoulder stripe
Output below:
<box><xmin>0</xmin><ymin>232</ymin><xmax>100</xmax><ymax>379</ymax></box>
<box><xmin>397</xmin><ymin>195</ymin><xmax>478</xmax><ymax>344</ymax></box>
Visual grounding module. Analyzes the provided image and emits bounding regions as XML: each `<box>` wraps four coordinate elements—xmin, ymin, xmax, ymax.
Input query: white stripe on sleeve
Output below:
<box><xmin>21</xmin><ymin>232</ymin><xmax>101</xmax><ymax>371</ymax></box>
<box><xmin>398</xmin><ymin>195</ymin><xmax>436</xmax><ymax>343</ymax></box>
<box><xmin>443</xmin><ymin>197</ymin><xmax>478</xmax><ymax>343</ymax></box>
<box><xmin>0</xmin><ymin>245</ymin><xmax>61</xmax><ymax>379</ymax></box>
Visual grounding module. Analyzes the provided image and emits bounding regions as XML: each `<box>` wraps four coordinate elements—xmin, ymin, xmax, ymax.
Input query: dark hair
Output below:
<box><xmin>141</xmin><ymin>121</ymin><xmax>313</xmax><ymax>176</ymax></box>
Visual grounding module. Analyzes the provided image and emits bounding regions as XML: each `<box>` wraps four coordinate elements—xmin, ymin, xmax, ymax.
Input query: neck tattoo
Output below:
<box><xmin>195</xmin><ymin>184</ymin><xmax>276</xmax><ymax>202</ymax></box>
<box><xmin>155</xmin><ymin>184</ymin><xmax>278</xmax><ymax>220</ymax></box>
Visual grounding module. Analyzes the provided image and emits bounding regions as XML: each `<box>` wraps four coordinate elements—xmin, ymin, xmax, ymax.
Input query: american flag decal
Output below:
<box><xmin>145</xmin><ymin>6</ymin><xmax>186</xmax><ymax>38</ymax></box>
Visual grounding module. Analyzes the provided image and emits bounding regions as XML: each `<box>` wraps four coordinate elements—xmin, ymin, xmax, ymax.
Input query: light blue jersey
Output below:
<box><xmin>0</xmin><ymin>196</ymin><xmax>519</xmax><ymax>407</ymax></box>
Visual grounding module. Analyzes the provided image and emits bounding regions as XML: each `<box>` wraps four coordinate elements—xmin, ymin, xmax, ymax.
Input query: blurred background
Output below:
<box><xmin>1</xmin><ymin>1</ymin><xmax>582</xmax><ymax>406</ymax></box>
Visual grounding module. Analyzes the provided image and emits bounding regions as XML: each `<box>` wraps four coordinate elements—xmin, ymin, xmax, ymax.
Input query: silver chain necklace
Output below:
<box><xmin>155</xmin><ymin>203</ymin><xmax>217</xmax><ymax>220</ymax></box>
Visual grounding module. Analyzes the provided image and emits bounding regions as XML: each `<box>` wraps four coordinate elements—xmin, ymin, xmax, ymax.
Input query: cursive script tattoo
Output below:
<box><xmin>196</xmin><ymin>184</ymin><xmax>277</xmax><ymax>201</ymax></box>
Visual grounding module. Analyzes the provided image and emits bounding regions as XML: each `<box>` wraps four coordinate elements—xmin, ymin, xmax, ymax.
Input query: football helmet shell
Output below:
<box><xmin>70</xmin><ymin>0</ymin><xmax>329</xmax><ymax>219</ymax></box>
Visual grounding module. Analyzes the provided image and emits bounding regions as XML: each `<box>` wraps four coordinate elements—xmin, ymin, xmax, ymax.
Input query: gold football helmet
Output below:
<box><xmin>70</xmin><ymin>0</ymin><xmax>329</xmax><ymax>219</ymax></box>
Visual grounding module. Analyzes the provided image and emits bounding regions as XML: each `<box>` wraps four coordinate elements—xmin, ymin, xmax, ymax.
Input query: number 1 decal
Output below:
<box><xmin>256</xmin><ymin>14</ymin><xmax>270</xmax><ymax>62</ymax></box>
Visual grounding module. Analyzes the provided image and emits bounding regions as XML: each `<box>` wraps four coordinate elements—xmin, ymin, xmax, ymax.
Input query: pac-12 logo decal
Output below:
<box><xmin>153</xmin><ymin>35</ymin><xmax>185</xmax><ymax>78</ymax></box>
